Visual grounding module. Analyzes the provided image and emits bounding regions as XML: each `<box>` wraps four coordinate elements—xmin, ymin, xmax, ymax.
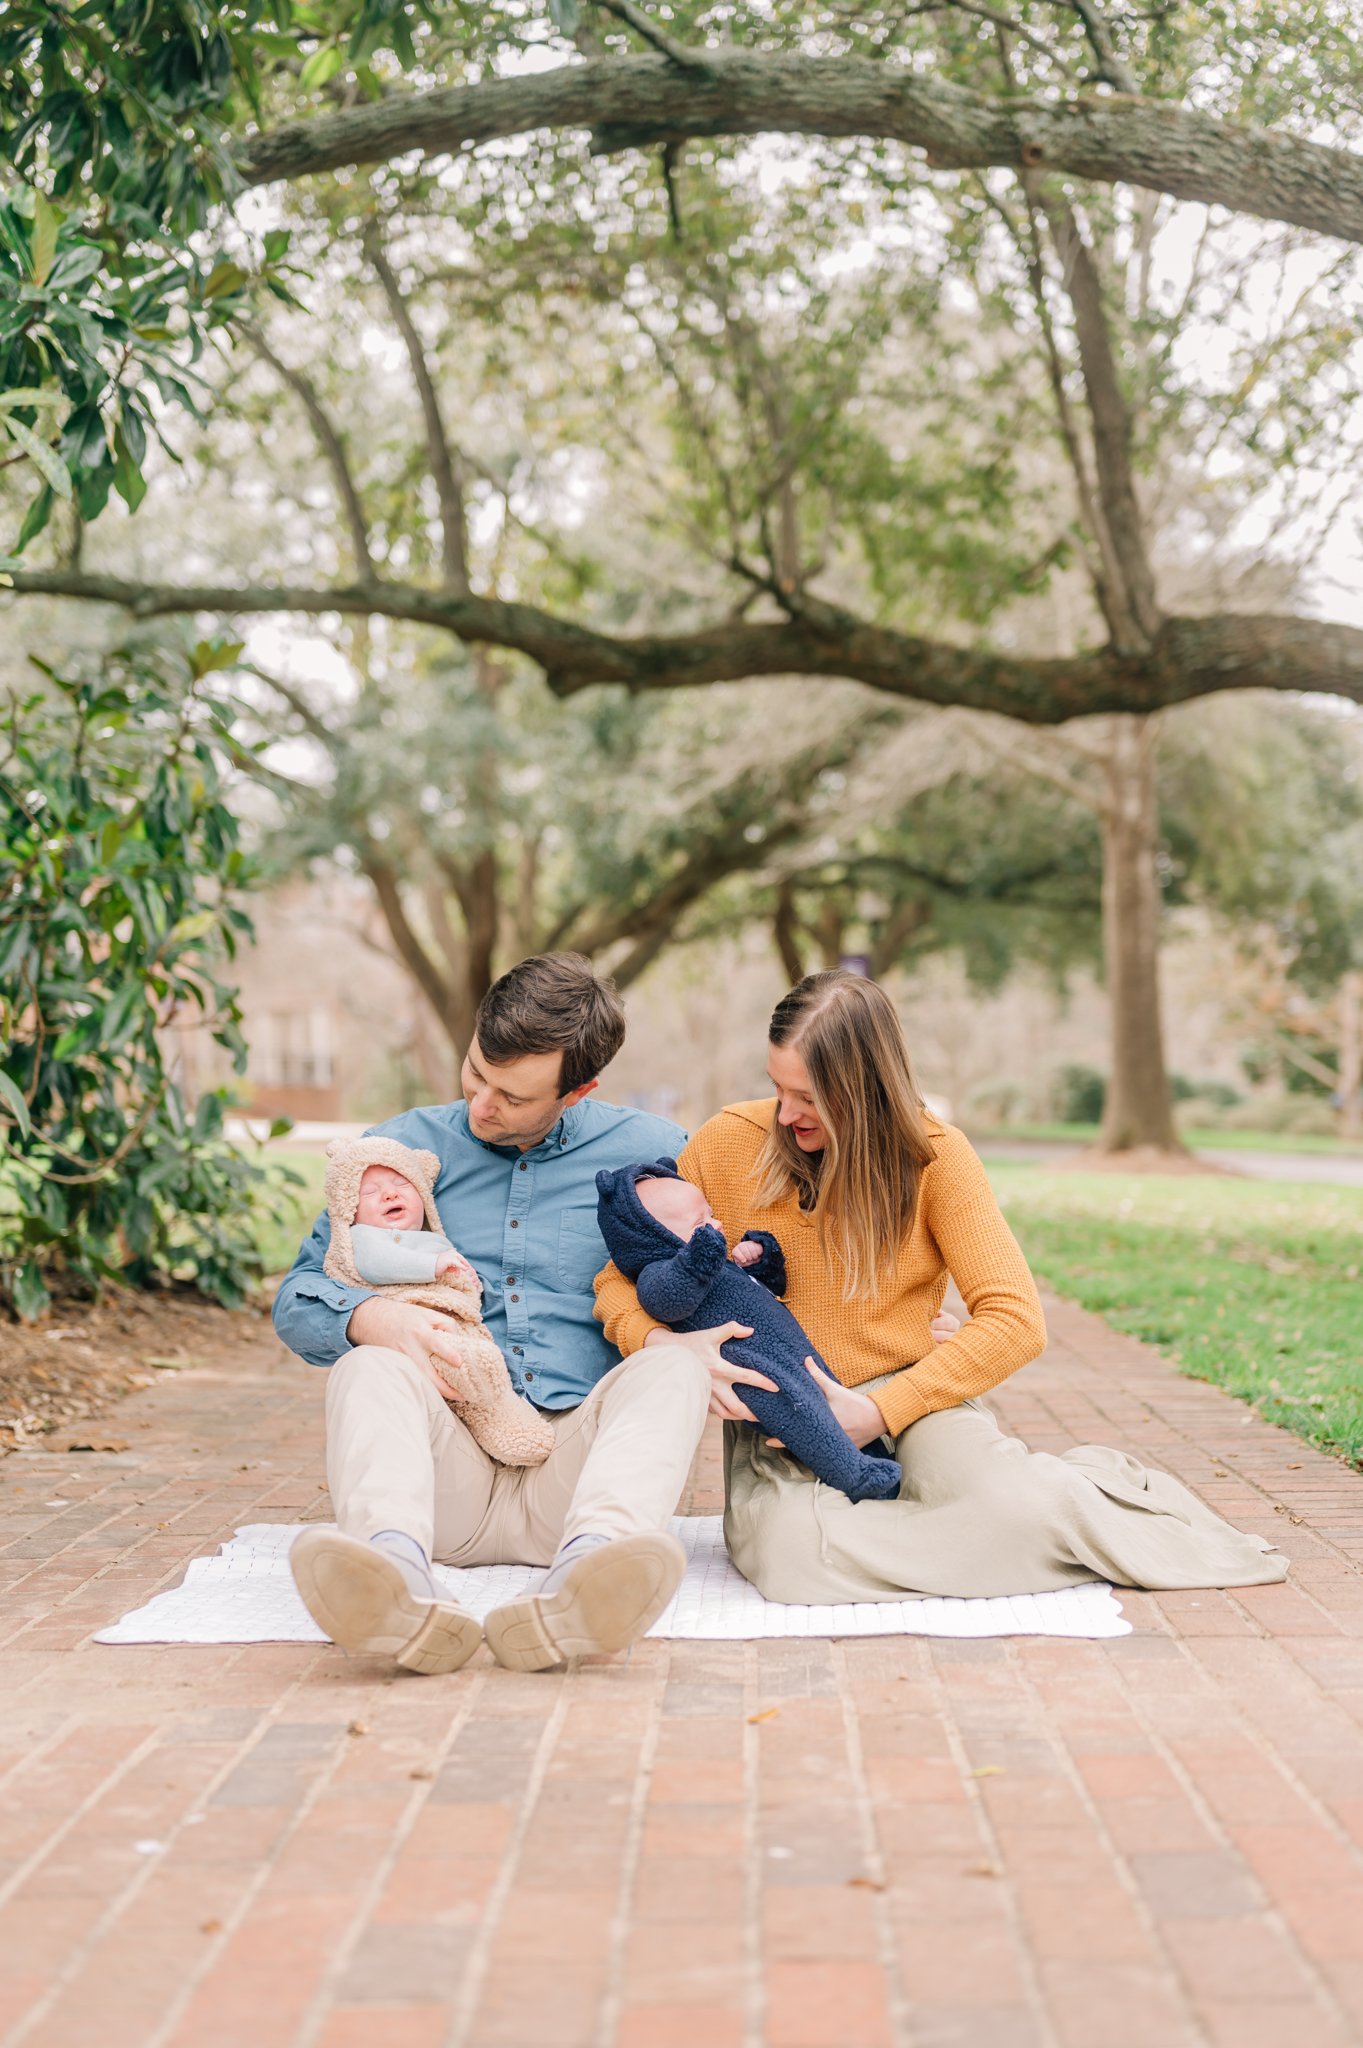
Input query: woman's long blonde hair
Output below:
<box><xmin>756</xmin><ymin>970</ymin><xmax>937</xmax><ymax>1299</ymax></box>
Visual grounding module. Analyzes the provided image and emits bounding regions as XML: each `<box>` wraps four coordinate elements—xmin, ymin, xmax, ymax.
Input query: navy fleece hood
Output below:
<box><xmin>594</xmin><ymin>1157</ymin><xmax>698</xmax><ymax>1279</ymax></box>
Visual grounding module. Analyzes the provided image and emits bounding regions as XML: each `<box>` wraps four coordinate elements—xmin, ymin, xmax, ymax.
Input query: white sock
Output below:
<box><xmin>371</xmin><ymin>1529</ymin><xmax>437</xmax><ymax>1602</ymax></box>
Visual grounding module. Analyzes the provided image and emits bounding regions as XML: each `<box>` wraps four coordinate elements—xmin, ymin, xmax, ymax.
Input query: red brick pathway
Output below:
<box><xmin>4</xmin><ymin>1293</ymin><xmax>1363</xmax><ymax>2048</ymax></box>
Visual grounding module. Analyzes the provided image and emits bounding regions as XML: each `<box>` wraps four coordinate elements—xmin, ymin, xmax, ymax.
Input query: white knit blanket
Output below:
<box><xmin>95</xmin><ymin>1517</ymin><xmax>1131</xmax><ymax>1643</ymax></box>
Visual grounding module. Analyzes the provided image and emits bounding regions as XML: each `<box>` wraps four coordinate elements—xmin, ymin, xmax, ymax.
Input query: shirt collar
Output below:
<box><xmin>465</xmin><ymin>1099</ymin><xmax>585</xmax><ymax>1158</ymax></box>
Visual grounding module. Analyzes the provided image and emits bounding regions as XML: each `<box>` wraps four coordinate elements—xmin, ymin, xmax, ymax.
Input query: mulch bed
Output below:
<box><xmin>0</xmin><ymin>1289</ymin><xmax>274</xmax><ymax>1451</ymax></box>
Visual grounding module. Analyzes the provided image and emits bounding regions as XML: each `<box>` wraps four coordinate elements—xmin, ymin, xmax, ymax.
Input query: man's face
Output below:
<box><xmin>354</xmin><ymin>1165</ymin><xmax>426</xmax><ymax>1232</ymax></box>
<box><xmin>635</xmin><ymin>1176</ymin><xmax>714</xmax><ymax>1239</ymax></box>
<box><xmin>460</xmin><ymin>1035</ymin><xmax>596</xmax><ymax>1152</ymax></box>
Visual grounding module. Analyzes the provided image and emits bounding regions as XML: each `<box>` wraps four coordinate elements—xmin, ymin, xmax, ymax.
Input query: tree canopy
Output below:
<box><xmin>2</xmin><ymin>1</ymin><xmax>1362</xmax><ymax>734</ymax></box>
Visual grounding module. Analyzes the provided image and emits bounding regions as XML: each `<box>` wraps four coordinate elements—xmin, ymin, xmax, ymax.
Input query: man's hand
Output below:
<box><xmin>644</xmin><ymin>1321</ymin><xmax>774</xmax><ymax>1422</ymax></box>
<box><xmin>346</xmin><ymin>1296</ymin><xmax>466</xmax><ymax>1399</ymax></box>
<box><xmin>731</xmin><ymin>1239</ymin><xmax>762</xmax><ymax>1268</ymax></box>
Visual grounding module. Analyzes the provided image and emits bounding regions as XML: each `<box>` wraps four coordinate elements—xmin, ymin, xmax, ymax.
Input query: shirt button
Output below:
<box><xmin>518</xmin><ymin>1162</ymin><xmax>527</xmax><ymax>1171</ymax></box>
<box><xmin>510</xmin><ymin>1219</ymin><xmax>519</xmax><ymax>1228</ymax></box>
<box><xmin>510</xmin><ymin>1293</ymin><xmax>520</xmax><ymax>1303</ymax></box>
<box><xmin>506</xmin><ymin>1277</ymin><xmax>516</xmax><ymax>1286</ymax></box>
<box><xmin>524</xmin><ymin>1370</ymin><xmax>534</xmax><ymax>1382</ymax></box>
<box><xmin>512</xmin><ymin>1345</ymin><xmax>523</xmax><ymax>1354</ymax></box>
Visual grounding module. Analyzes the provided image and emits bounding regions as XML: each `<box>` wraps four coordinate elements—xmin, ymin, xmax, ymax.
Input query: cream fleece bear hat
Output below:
<box><xmin>322</xmin><ymin>1135</ymin><xmax>442</xmax><ymax>1287</ymax></box>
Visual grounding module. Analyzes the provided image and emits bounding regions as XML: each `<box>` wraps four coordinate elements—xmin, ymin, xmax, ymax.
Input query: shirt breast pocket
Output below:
<box><xmin>557</xmin><ymin>1206</ymin><xmax>607</xmax><ymax>1287</ymax></box>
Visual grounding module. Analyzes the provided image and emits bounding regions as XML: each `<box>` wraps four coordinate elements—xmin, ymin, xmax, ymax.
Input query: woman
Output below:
<box><xmin>595</xmin><ymin>971</ymin><xmax>1284</xmax><ymax>1603</ymax></box>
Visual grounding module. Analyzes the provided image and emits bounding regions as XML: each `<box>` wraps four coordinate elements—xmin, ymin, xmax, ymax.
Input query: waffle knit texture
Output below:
<box><xmin>593</xmin><ymin>1102</ymin><xmax>1046</xmax><ymax>1438</ymax></box>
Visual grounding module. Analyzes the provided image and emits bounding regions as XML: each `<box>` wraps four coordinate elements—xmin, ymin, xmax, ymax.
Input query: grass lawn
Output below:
<box><xmin>986</xmin><ymin>1120</ymin><xmax>1363</xmax><ymax>1156</ymax></box>
<box><xmin>985</xmin><ymin>1158</ymin><xmax>1363</xmax><ymax>1465</ymax></box>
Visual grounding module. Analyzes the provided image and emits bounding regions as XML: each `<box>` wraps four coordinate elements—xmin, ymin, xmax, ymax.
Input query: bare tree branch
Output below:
<box><xmin>9</xmin><ymin>568</ymin><xmax>1363</xmax><ymax>723</ymax></box>
<box><xmin>592</xmin><ymin>0</ymin><xmax>714</xmax><ymax>73</ymax></box>
<box><xmin>363</xmin><ymin>221</ymin><xmax>470</xmax><ymax>593</ymax></box>
<box><xmin>363</xmin><ymin>853</ymin><xmax>457</xmax><ymax>1044</ymax></box>
<box><xmin>242</xmin><ymin>324</ymin><xmax>374</xmax><ymax>577</ymax></box>
<box><xmin>1067</xmin><ymin>0</ymin><xmax>1140</xmax><ymax>94</ymax></box>
<box><xmin>236</xmin><ymin>55</ymin><xmax>1363</xmax><ymax>249</ymax></box>
<box><xmin>1035</xmin><ymin>182</ymin><xmax>1162</xmax><ymax>649</ymax></box>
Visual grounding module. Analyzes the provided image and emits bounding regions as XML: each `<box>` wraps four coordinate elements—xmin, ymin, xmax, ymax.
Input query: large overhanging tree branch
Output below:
<box><xmin>236</xmin><ymin>54</ymin><xmax>1363</xmax><ymax>249</ymax></box>
<box><xmin>9</xmin><ymin>569</ymin><xmax>1363</xmax><ymax>723</ymax></box>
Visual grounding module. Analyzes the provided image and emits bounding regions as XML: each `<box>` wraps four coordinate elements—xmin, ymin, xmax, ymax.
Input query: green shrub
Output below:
<box><xmin>1050</xmin><ymin>1062</ymin><xmax>1106</xmax><ymax>1125</ymax></box>
<box><xmin>0</xmin><ymin>635</ymin><xmax>290</xmax><ymax>1318</ymax></box>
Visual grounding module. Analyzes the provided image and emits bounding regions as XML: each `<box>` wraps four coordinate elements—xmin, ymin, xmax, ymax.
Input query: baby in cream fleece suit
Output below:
<box><xmin>324</xmin><ymin>1134</ymin><xmax>553</xmax><ymax>1467</ymax></box>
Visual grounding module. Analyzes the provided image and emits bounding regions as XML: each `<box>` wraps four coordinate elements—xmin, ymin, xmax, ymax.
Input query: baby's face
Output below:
<box><xmin>354</xmin><ymin>1165</ymin><xmax>426</xmax><ymax>1232</ymax></box>
<box><xmin>635</xmin><ymin>1176</ymin><xmax>714</xmax><ymax>1239</ymax></box>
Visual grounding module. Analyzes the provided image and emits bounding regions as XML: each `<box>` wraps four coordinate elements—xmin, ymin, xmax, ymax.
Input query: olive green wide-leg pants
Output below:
<box><xmin>723</xmin><ymin>1394</ymin><xmax>1285</xmax><ymax>1603</ymax></box>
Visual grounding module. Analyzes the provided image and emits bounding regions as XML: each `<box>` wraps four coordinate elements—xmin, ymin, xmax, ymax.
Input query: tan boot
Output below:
<box><xmin>484</xmin><ymin>1531</ymin><xmax>686</xmax><ymax>1672</ymax></box>
<box><xmin>290</xmin><ymin>1528</ymin><xmax>481</xmax><ymax>1674</ymax></box>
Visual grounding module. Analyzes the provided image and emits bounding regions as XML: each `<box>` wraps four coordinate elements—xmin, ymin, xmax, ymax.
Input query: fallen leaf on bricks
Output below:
<box><xmin>347</xmin><ymin>1720</ymin><xmax>368</xmax><ymax>1737</ymax></box>
<box><xmin>846</xmin><ymin>1875</ymin><xmax>886</xmax><ymax>1891</ymax></box>
<box><xmin>748</xmin><ymin>1707</ymin><xmax>780</xmax><ymax>1724</ymax></box>
<box><xmin>409</xmin><ymin>1767</ymin><xmax>435</xmax><ymax>1781</ymax></box>
<box><xmin>967</xmin><ymin>1863</ymin><xmax>1001</xmax><ymax>1878</ymax></box>
<box><xmin>971</xmin><ymin>1765</ymin><xmax>1005</xmax><ymax>1778</ymax></box>
<box><xmin>200</xmin><ymin>1919</ymin><xmax>222</xmax><ymax>1935</ymax></box>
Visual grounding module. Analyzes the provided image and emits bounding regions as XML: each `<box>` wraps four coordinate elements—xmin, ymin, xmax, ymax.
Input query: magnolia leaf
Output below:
<box><xmin>169</xmin><ymin>909</ymin><xmax>218</xmax><ymax>945</ymax></box>
<box><xmin>0</xmin><ymin>1070</ymin><xmax>32</xmax><ymax>1140</ymax></box>
<box><xmin>4</xmin><ymin>417</ymin><xmax>72</xmax><ymax>498</ymax></box>
<box><xmin>31</xmin><ymin>192</ymin><xmax>62</xmax><ymax>286</ymax></box>
<box><xmin>189</xmin><ymin>638</ymin><xmax>246</xmax><ymax>679</ymax></box>
<box><xmin>13</xmin><ymin>484</ymin><xmax>54</xmax><ymax>552</ymax></box>
<box><xmin>11</xmin><ymin>1263</ymin><xmax>50</xmax><ymax>1322</ymax></box>
<box><xmin>112</xmin><ymin>428</ymin><xmax>147</xmax><ymax>513</ymax></box>
<box><xmin>202</xmin><ymin>259</ymin><xmax>248</xmax><ymax>302</ymax></box>
<box><xmin>0</xmin><ymin>389</ymin><xmax>62</xmax><ymax>412</ymax></box>
<box><xmin>299</xmin><ymin>44</ymin><xmax>344</xmax><ymax>88</ymax></box>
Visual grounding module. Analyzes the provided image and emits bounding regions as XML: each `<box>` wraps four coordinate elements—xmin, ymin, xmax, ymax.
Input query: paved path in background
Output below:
<box><xmin>979</xmin><ymin>1138</ymin><xmax>1363</xmax><ymax>1187</ymax></box>
<box><xmin>5</xmin><ymin>1301</ymin><xmax>1363</xmax><ymax>2048</ymax></box>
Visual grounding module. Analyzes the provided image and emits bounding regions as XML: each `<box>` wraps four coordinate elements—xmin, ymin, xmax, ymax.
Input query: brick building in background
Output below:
<box><xmin>165</xmin><ymin>876</ymin><xmax>456</xmax><ymax>1125</ymax></box>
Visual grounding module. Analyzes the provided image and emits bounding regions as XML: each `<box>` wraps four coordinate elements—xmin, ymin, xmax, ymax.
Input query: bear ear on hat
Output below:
<box><xmin>416</xmin><ymin>1149</ymin><xmax>440</xmax><ymax>1182</ymax></box>
<box><xmin>655</xmin><ymin>1156</ymin><xmax>679</xmax><ymax>1176</ymax></box>
<box><xmin>595</xmin><ymin>1168</ymin><xmax>614</xmax><ymax>1195</ymax></box>
<box><xmin>325</xmin><ymin>1137</ymin><xmax>344</xmax><ymax>1159</ymax></box>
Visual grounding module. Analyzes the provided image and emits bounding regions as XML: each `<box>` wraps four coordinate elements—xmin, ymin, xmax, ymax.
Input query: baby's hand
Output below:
<box><xmin>731</xmin><ymin>1238</ymin><xmax>762</xmax><ymax>1268</ymax></box>
<box><xmin>436</xmin><ymin>1251</ymin><xmax>474</xmax><ymax>1281</ymax></box>
<box><xmin>930</xmin><ymin>1309</ymin><xmax>962</xmax><ymax>1345</ymax></box>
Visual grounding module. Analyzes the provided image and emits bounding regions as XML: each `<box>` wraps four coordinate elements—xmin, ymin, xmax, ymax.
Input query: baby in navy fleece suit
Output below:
<box><xmin>595</xmin><ymin>1158</ymin><xmax>902</xmax><ymax>1504</ymax></box>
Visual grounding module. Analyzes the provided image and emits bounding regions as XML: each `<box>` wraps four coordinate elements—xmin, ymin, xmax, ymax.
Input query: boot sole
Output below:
<box><xmin>483</xmin><ymin>1532</ymin><xmax>686</xmax><ymax>1673</ymax></box>
<box><xmin>290</xmin><ymin>1528</ymin><xmax>481</xmax><ymax>1675</ymax></box>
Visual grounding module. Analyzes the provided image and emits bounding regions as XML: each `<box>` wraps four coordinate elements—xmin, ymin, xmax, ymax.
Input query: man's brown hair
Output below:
<box><xmin>473</xmin><ymin>953</ymin><xmax>626</xmax><ymax>1095</ymax></box>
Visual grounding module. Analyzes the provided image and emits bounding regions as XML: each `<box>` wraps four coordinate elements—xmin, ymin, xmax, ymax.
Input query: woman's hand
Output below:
<box><xmin>764</xmin><ymin>1355</ymin><xmax>888</xmax><ymax>1451</ymax></box>
<box><xmin>644</xmin><ymin>1321</ymin><xmax>775</xmax><ymax>1422</ymax></box>
<box><xmin>931</xmin><ymin>1309</ymin><xmax>961</xmax><ymax>1344</ymax></box>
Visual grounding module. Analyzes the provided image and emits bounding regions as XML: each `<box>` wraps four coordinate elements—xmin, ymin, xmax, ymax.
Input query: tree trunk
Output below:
<box><xmin>1340</xmin><ymin>969</ymin><xmax>1363</xmax><ymax>1140</ymax></box>
<box><xmin>1098</xmin><ymin>716</ymin><xmax>1182</xmax><ymax>1153</ymax></box>
<box><xmin>773</xmin><ymin>880</ymin><xmax>806</xmax><ymax>985</ymax></box>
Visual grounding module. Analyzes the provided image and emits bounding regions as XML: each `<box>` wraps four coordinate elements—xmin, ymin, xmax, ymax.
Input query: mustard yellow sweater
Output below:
<box><xmin>593</xmin><ymin>1099</ymin><xmax>1046</xmax><ymax>1437</ymax></box>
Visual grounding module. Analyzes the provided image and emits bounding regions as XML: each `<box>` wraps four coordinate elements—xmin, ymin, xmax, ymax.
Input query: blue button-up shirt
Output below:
<box><xmin>271</xmin><ymin>1097</ymin><xmax>686</xmax><ymax>1409</ymax></box>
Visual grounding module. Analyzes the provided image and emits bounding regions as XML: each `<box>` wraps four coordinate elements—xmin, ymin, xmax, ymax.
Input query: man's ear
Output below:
<box><xmin>564</xmin><ymin>1077</ymin><xmax>599</xmax><ymax>1106</ymax></box>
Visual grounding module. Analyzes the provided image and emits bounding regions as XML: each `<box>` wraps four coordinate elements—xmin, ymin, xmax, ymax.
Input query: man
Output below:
<box><xmin>273</xmin><ymin>953</ymin><xmax>713</xmax><ymax>1674</ymax></box>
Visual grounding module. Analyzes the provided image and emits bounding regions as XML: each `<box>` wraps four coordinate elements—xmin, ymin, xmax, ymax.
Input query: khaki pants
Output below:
<box><xmin>324</xmin><ymin>1342</ymin><xmax>710</xmax><ymax>1567</ymax></box>
<box><xmin>725</xmin><ymin>1396</ymin><xmax>1287</xmax><ymax>1601</ymax></box>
